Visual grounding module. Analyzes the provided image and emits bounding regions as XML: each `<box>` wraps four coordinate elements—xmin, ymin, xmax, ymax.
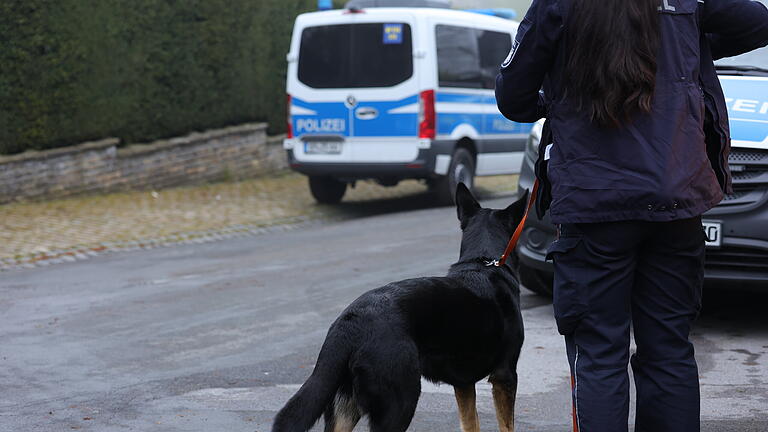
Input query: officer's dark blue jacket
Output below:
<box><xmin>496</xmin><ymin>0</ymin><xmax>768</xmax><ymax>224</ymax></box>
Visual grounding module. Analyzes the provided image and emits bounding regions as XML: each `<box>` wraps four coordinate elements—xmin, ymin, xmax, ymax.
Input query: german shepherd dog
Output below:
<box><xmin>272</xmin><ymin>184</ymin><xmax>528</xmax><ymax>432</ymax></box>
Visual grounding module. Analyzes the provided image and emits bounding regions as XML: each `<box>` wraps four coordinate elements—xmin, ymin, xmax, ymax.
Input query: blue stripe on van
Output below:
<box><xmin>436</xmin><ymin>93</ymin><xmax>488</xmax><ymax>104</ymax></box>
<box><xmin>291</xmin><ymin>95</ymin><xmax>418</xmax><ymax>138</ymax></box>
<box><xmin>719</xmin><ymin>77</ymin><xmax>768</xmax><ymax>145</ymax></box>
<box><xmin>291</xmin><ymin>93</ymin><xmax>534</xmax><ymax>139</ymax></box>
<box><xmin>436</xmin><ymin>93</ymin><xmax>501</xmax><ymax>105</ymax></box>
<box><xmin>437</xmin><ymin>113</ymin><xmax>483</xmax><ymax>136</ymax></box>
<box><xmin>731</xmin><ymin>118</ymin><xmax>768</xmax><ymax>143</ymax></box>
<box><xmin>357</xmin><ymin>95</ymin><xmax>419</xmax><ymax>137</ymax></box>
<box><xmin>483</xmin><ymin>114</ymin><xmax>535</xmax><ymax>135</ymax></box>
<box><xmin>436</xmin><ymin>92</ymin><xmax>535</xmax><ymax>137</ymax></box>
<box><xmin>436</xmin><ymin>113</ymin><xmax>534</xmax><ymax>136</ymax></box>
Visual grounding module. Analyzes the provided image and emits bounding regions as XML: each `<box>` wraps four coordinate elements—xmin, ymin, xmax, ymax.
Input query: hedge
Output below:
<box><xmin>0</xmin><ymin>0</ymin><xmax>318</xmax><ymax>155</ymax></box>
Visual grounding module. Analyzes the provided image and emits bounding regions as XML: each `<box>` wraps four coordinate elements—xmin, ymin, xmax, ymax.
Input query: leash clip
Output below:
<box><xmin>484</xmin><ymin>259</ymin><xmax>500</xmax><ymax>267</ymax></box>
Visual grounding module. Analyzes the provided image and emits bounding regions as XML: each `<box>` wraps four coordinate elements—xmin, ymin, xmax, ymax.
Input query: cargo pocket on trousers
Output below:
<box><xmin>546</xmin><ymin>237</ymin><xmax>588</xmax><ymax>335</ymax></box>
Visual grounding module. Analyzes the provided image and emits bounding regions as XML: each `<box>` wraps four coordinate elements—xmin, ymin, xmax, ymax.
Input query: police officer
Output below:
<box><xmin>495</xmin><ymin>0</ymin><xmax>768</xmax><ymax>431</ymax></box>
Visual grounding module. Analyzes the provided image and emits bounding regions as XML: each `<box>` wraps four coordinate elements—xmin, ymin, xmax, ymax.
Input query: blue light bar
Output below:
<box><xmin>465</xmin><ymin>8</ymin><xmax>517</xmax><ymax>20</ymax></box>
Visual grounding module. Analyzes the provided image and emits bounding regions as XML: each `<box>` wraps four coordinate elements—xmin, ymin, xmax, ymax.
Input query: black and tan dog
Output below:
<box><xmin>272</xmin><ymin>183</ymin><xmax>528</xmax><ymax>432</ymax></box>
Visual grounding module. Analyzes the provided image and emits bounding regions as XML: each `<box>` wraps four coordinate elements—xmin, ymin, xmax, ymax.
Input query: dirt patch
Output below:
<box><xmin>0</xmin><ymin>173</ymin><xmax>518</xmax><ymax>268</ymax></box>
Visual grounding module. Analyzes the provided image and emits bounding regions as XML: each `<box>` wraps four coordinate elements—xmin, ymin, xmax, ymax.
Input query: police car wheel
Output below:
<box><xmin>434</xmin><ymin>148</ymin><xmax>475</xmax><ymax>205</ymax></box>
<box><xmin>308</xmin><ymin>176</ymin><xmax>347</xmax><ymax>204</ymax></box>
<box><xmin>518</xmin><ymin>261</ymin><xmax>553</xmax><ymax>297</ymax></box>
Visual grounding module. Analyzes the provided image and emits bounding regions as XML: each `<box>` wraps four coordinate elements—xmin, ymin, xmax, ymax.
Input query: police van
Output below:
<box><xmin>284</xmin><ymin>2</ymin><xmax>533</xmax><ymax>203</ymax></box>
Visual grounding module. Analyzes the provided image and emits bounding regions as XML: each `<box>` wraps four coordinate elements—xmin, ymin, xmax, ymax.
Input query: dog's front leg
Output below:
<box><xmin>453</xmin><ymin>385</ymin><xmax>481</xmax><ymax>432</ymax></box>
<box><xmin>490</xmin><ymin>375</ymin><xmax>518</xmax><ymax>432</ymax></box>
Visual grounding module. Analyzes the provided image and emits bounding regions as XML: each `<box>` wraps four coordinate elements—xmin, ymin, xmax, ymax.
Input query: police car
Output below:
<box><xmin>284</xmin><ymin>0</ymin><xmax>533</xmax><ymax>204</ymax></box>
<box><xmin>516</xmin><ymin>37</ymin><xmax>768</xmax><ymax>295</ymax></box>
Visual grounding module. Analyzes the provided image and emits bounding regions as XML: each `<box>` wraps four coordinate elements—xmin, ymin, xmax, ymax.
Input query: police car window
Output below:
<box><xmin>478</xmin><ymin>30</ymin><xmax>512</xmax><ymax>89</ymax></box>
<box><xmin>298</xmin><ymin>23</ymin><xmax>413</xmax><ymax>89</ymax></box>
<box><xmin>436</xmin><ymin>25</ymin><xmax>483</xmax><ymax>89</ymax></box>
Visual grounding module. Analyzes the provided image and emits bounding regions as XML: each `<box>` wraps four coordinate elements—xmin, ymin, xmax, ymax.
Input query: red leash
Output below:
<box><xmin>495</xmin><ymin>179</ymin><xmax>540</xmax><ymax>267</ymax></box>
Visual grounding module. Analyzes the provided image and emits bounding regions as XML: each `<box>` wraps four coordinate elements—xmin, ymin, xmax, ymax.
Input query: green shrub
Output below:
<box><xmin>0</xmin><ymin>0</ymin><xmax>316</xmax><ymax>155</ymax></box>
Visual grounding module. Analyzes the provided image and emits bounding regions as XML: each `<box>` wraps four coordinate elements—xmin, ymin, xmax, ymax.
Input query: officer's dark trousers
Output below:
<box><xmin>549</xmin><ymin>217</ymin><xmax>705</xmax><ymax>432</ymax></box>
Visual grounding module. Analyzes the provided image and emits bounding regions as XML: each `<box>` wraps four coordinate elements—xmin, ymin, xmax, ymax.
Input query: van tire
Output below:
<box><xmin>433</xmin><ymin>148</ymin><xmax>475</xmax><ymax>205</ymax></box>
<box><xmin>308</xmin><ymin>176</ymin><xmax>347</xmax><ymax>204</ymax></box>
<box><xmin>518</xmin><ymin>261</ymin><xmax>553</xmax><ymax>297</ymax></box>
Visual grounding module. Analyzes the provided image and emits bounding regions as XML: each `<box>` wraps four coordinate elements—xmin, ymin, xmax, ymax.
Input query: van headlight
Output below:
<box><xmin>525</xmin><ymin>120</ymin><xmax>544</xmax><ymax>162</ymax></box>
<box><xmin>526</xmin><ymin>132</ymin><xmax>540</xmax><ymax>160</ymax></box>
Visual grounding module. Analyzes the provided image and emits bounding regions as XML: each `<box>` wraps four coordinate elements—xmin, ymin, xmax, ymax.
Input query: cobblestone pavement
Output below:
<box><xmin>0</xmin><ymin>172</ymin><xmax>518</xmax><ymax>270</ymax></box>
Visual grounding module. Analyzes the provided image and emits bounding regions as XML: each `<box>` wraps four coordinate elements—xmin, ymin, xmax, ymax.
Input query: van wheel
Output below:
<box><xmin>308</xmin><ymin>176</ymin><xmax>347</xmax><ymax>204</ymax></box>
<box><xmin>518</xmin><ymin>261</ymin><xmax>553</xmax><ymax>297</ymax></box>
<box><xmin>433</xmin><ymin>148</ymin><xmax>475</xmax><ymax>205</ymax></box>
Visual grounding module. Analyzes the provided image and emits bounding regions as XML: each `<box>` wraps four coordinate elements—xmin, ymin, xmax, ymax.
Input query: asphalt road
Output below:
<box><xmin>1</xmin><ymin>191</ymin><xmax>767</xmax><ymax>432</ymax></box>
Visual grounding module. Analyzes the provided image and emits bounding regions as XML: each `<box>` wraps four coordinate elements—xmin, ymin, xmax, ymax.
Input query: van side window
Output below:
<box><xmin>436</xmin><ymin>25</ymin><xmax>482</xmax><ymax>89</ymax></box>
<box><xmin>478</xmin><ymin>30</ymin><xmax>512</xmax><ymax>89</ymax></box>
<box><xmin>436</xmin><ymin>25</ymin><xmax>512</xmax><ymax>90</ymax></box>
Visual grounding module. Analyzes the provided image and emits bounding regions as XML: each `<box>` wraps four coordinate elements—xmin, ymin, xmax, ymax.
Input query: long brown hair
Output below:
<box><xmin>565</xmin><ymin>0</ymin><xmax>660</xmax><ymax>126</ymax></box>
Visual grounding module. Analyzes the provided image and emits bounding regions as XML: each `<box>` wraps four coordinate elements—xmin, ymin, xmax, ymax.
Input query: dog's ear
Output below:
<box><xmin>500</xmin><ymin>189</ymin><xmax>529</xmax><ymax>223</ymax></box>
<box><xmin>455</xmin><ymin>183</ymin><xmax>480</xmax><ymax>225</ymax></box>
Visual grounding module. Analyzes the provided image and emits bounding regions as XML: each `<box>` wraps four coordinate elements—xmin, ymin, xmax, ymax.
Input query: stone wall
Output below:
<box><xmin>0</xmin><ymin>123</ymin><xmax>287</xmax><ymax>203</ymax></box>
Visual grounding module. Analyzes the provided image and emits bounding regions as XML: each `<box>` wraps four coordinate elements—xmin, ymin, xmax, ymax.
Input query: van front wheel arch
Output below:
<box><xmin>432</xmin><ymin>148</ymin><xmax>475</xmax><ymax>205</ymax></box>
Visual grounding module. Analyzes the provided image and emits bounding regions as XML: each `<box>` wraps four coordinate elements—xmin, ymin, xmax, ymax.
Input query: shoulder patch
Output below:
<box><xmin>501</xmin><ymin>40</ymin><xmax>519</xmax><ymax>68</ymax></box>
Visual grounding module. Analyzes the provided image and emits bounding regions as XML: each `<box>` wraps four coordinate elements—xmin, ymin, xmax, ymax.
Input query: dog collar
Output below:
<box><xmin>455</xmin><ymin>256</ymin><xmax>511</xmax><ymax>271</ymax></box>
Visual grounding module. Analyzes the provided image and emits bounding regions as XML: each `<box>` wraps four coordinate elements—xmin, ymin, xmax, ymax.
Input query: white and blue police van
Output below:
<box><xmin>284</xmin><ymin>1</ymin><xmax>533</xmax><ymax>203</ymax></box>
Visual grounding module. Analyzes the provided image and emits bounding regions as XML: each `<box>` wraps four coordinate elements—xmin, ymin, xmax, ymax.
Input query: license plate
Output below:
<box><xmin>304</xmin><ymin>141</ymin><xmax>342</xmax><ymax>155</ymax></box>
<box><xmin>702</xmin><ymin>221</ymin><xmax>722</xmax><ymax>247</ymax></box>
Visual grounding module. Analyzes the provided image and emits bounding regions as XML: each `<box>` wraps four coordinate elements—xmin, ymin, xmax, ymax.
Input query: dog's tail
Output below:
<box><xmin>271</xmin><ymin>326</ymin><xmax>353</xmax><ymax>432</ymax></box>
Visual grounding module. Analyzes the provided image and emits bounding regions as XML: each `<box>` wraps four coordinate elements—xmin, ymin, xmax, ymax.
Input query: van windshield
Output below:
<box><xmin>715</xmin><ymin>45</ymin><xmax>768</xmax><ymax>70</ymax></box>
<box><xmin>714</xmin><ymin>0</ymin><xmax>768</xmax><ymax>70</ymax></box>
<box><xmin>298</xmin><ymin>23</ymin><xmax>413</xmax><ymax>89</ymax></box>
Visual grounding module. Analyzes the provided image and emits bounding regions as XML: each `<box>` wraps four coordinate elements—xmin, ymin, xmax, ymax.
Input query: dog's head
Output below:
<box><xmin>455</xmin><ymin>183</ymin><xmax>529</xmax><ymax>261</ymax></box>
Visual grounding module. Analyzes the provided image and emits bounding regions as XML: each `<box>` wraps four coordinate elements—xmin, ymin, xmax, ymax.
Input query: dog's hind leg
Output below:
<box><xmin>490</xmin><ymin>373</ymin><xmax>518</xmax><ymax>432</ymax></box>
<box><xmin>363</xmin><ymin>375</ymin><xmax>420</xmax><ymax>432</ymax></box>
<box><xmin>355</xmin><ymin>338</ymin><xmax>420</xmax><ymax>432</ymax></box>
<box><xmin>323</xmin><ymin>393</ymin><xmax>361</xmax><ymax>432</ymax></box>
<box><xmin>367</xmin><ymin>388</ymin><xmax>419</xmax><ymax>432</ymax></box>
<box><xmin>453</xmin><ymin>385</ymin><xmax>481</xmax><ymax>432</ymax></box>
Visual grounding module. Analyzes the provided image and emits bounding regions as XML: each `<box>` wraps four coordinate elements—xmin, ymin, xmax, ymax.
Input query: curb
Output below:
<box><xmin>0</xmin><ymin>215</ymin><xmax>330</xmax><ymax>273</ymax></box>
